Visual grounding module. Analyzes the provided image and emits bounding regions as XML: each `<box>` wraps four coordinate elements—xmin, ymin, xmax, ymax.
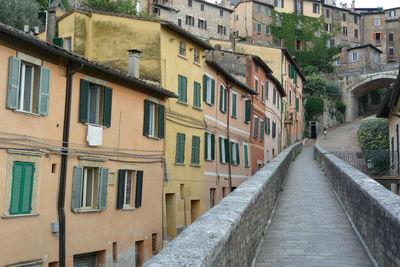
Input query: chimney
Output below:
<box><xmin>351</xmin><ymin>0</ymin><xmax>355</xmax><ymax>9</ymax></box>
<box><xmin>342</xmin><ymin>2</ymin><xmax>347</xmax><ymax>9</ymax></box>
<box><xmin>128</xmin><ymin>49</ymin><xmax>142</xmax><ymax>78</ymax></box>
<box><xmin>46</xmin><ymin>8</ymin><xmax>57</xmax><ymax>42</ymax></box>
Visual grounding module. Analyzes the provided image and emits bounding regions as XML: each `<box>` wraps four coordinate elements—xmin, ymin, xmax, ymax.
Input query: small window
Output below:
<box><xmin>295</xmin><ymin>40</ymin><xmax>303</xmax><ymax>51</ymax></box>
<box><xmin>64</xmin><ymin>37</ymin><xmax>72</xmax><ymax>51</ymax></box>
<box><xmin>265</xmin><ymin>7</ymin><xmax>270</xmax><ymax>16</ymax></box>
<box><xmin>350</xmin><ymin>52</ymin><xmax>358</xmax><ymax>62</ymax></box>
<box><xmin>219</xmin><ymin>84</ymin><xmax>227</xmax><ymax>112</ymax></box>
<box><xmin>257</xmin><ymin>23</ymin><xmax>261</xmax><ymax>33</ymax></box>
<box><xmin>275</xmin><ymin>0</ymin><xmax>283</xmax><ymax>8</ymax></box>
<box><xmin>254</xmin><ymin>116</ymin><xmax>259</xmax><ymax>137</ymax></box>
<box><xmin>81</xmin><ymin>167</ymin><xmax>100</xmax><ymax>209</ymax></box>
<box><xmin>203</xmin><ymin>75</ymin><xmax>215</xmax><ymax>105</ymax></box>
<box><xmin>342</xmin><ymin>26</ymin><xmax>348</xmax><ymax>35</ymax></box>
<box><xmin>265</xmin><ymin>25</ymin><xmax>271</xmax><ymax>35</ymax></box>
<box><xmin>210</xmin><ymin>188</ymin><xmax>216</xmax><ymax>207</ymax></box>
<box><xmin>143</xmin><ymin>99</ymin><xmax>165</xmax><ymax>138</ymax></box>
<box><xmin>198</xmin><ymin>19</ymin><xmax>207</xmax><ymax>30</ymax></box>
<box><xmin>191</xmin><ymin>136</ymin><xmax>201</xmax><ymax>165</ymax></box>
<box><xmin>255</xmin><ymin>65</ymin><xmax>259</xmax><ymax>73</ymax></box>
<box><xmin>243</xmin><ymin>144</ymin><xmax>249</xmax><ymax>167</ymax></box>
<box><xmin>205</xmin><ymin>132</ymin><xmax>215</xmax><ymax>161</ymax></box>
<box><xmin>117</xmin><ymin>170</ymin><xmax>144</xmax><ymax>209</ymax></box>
<box><xmin>231</xmin><ymin>92</ymin><xmax>238</xmax><ymax>118</ymax></box>
<box><xmin>220</xmin><ymin>9</ymin><xmax>223</xmax><ymax>16</ymax></box>
<box><xmin>335</xmin><ymin>56</ymin><xmax>342</xmax><ymax>66</ymax></box>
<box><xmin>313</xmin><ymin>4</ymin><xmax>320</xmax><ymax>14</ymax></box>
<box><xmin>201</xmin><ymin>4</ymin><xmax>204</xmax><ymax>11</ymax></box>
<box><xmin>261</xmin><ymin>84</ymin><xmax>264</xmax><ymax>103</ymax></box>
<box><xmin>217</xmin><ymin>25</ymin><xmax>227</xmax><ymax>35</ymax></box>
<box><xmin>257</xmin><ymin>5</ymin><xmax>261</xmax><ymax>14</ymax></box>
<box><xmin>389</xmin><ymin>10</ymin><xmax>397</xmax><ymax>17</ymax></box>
<box><xmin>153</xmin><ymin>7</ymin><xmax>160</xmax><ymax>16</ymax></box>
<box><xmin>175</xmin><ymin>133</ymin><xmax>186</xmax><ymax>164</ymax></box>
<box><xmin>185</xmin><ymin>15</ymin><xmax>194</xmax><ymax>26</ymax></box>
<box><xmin>273</xmin><ymin>87</ymin><xmax>276</xmax><ymax>105</ymax></box>
<box><xmin>188</xmin><ymin>0</ymin><xmax>192</xmax><ymax>7</ymax></box>
<box><xmin>193</xmin><ymin>81</ymin><xmax>201</xmax><ymax>108</ymax></box>
<box><xmin>375</xmin><ymin>32</ymin><xmax>382</xmax><ymax>44</ymax></box>
<box><xmin>389</xmin><ymin>48</ymin><xmax>394</xmax><ymax>56</ymax></box>
<box><xmin>236</xmin><ymin>15</ymin><xmax>239</xmax><ymax>21</ymax></box>
<box><xmin>178</xmin><ymin>75</ymin><xmax>187</xmax><ymax>103</ymax></box>
<box><xmin>355</xmin><ymin>29</ymin><xmax>359</xmax><ymax>38</ymax></box>
<box><xmin>178</xmin><ymin>19</ymin><xmax>182</xmax><ymax>27</ymax></box>
<box><xmin>255</xmin><ymin>78</ymin><xmax>259</xmax><ymax>96</ymax></box>
<box><xmin>389</xmin><ymin>33</ymin><xmax>394</xmax><ymax>42</ymax></box>
<box><xmin>260</xmin><ymin>120</ymin><xmax>265</xmax><ymax>141</ymax></box>
<box><xmin>272</xmin><ymin>121</ymin><xmax>276</xmax><ymax>138</ymax></box>
<box><xmin>230</xmin><ymin>141</ymin><xmax>240</xmax><ymax>165</ymax></box>
<box><xmin>354</xmin><ymin>16</ymin><xmax>358</xmax><ymax>24</ymax></box>
<box><xmin>10</xmin><ymin>162</ymin><xmax>35</xmax><ymax>215</ymax></box>
<box><xmin>194</xmin><ymin>48</ymin><xmax>200</xmax><ymax>63</ymax></box>
<box><xmin>374</xmin><ymin>17</ymin><xmax>381</xmax><ymax>26</ymax></box>
<box><xmin>266</xmin><ymin>81</ymin><xmax>269</xmax><ymax>100</ymax></box>
<box><xmin>245</xmin><ymin>99</ymin><xmax>251</xmax><ymax>122</ymax></box>
<box><xmin>343</xmin><ymin>13</ymin><xmax>346</xmax><ymax>21</ymax></box>
<box><xmin>326</xmin><ymin>9</ymin><xmax>330</xmax><ymax>18</ymax></box>
<box><xmin>179</xmin><ymin>40</ymin><xmax>186</xmax><ymax>56</ymax></box>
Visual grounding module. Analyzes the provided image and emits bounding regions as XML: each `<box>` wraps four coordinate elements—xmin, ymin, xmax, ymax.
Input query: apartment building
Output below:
<box><xmin>203</xmin><ymin>60</ymin><xmax>257</xmax><ymax>207</ymax></box>
<box><xmin>150</xmin><ymin>0</ymin><xmax>232</xmax><ymax>40</ymax></box>
<box><xmin>56</xmin><ymin>9</ymin><xmax>214</xmax><ymax>239</ymax></box>
<box><xmin>0</xmin><ymin>22</ymin><xmax>175</xmax><ymax>266</ymax></box>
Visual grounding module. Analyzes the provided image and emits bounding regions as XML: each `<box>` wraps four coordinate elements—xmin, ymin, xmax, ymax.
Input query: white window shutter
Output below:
<box><xmin>7</xmin><ymin>56</ymin><xmax>21</xmax><ymax>110</ymax></box>
<box><xmin>39</xmin><ymin>66</ymin><xmax>51</xmax><ymax>115</ymax></box>
<box><xmin>98</xmin><ymin>168</ymin><xmax>109</xmax><ymax>210</ymax></box>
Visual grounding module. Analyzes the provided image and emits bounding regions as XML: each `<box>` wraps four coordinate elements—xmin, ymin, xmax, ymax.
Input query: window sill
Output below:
<box><xmin>85</xmin><ymin>123</ymin><xmax>106</xmax><ymax>128</ymax></box>
<box><xmin>193</xmin><ymin>61</ymin><xmax>201</xmax><ymax>67</ymax></box>
<box><xmin>177</xmin><ymin>101</ymin><xmax>189</xmax><ymax>106</ymax></box>
<box><xmin>190</xmin><ymin>164</ymin><xmax>201</xmax><ymax>167</ymax></box>
<box><xmin>231</xmin><ymin>115</ymin><xmax>237</xmax><ymax>119</ymax></box>
<box><xmin>205</xmin><ymin>159</ymin><xmax>214</xmax><ymax>162</ymax></box>
<box><xmin>2</xmin><ymin>213</ymin><xmax>39</xmax><ymax>219</ymax></box>
<box><xmin>146</xmin><ymin>135</ymin><xmax>161</xmax><ymax>140</ymax></box>
<box><xmin>73</xmin><ymin>209</ymin><xmax>103</xmax><ymax>213</ymax></box>
<box><xmin>178</xmin><ymin>54</ymin><xmax>188</xmax><ymax>60</ymax></box>
<box><xmin>13</xmin><ymin>110</ymin><xmax>41</xmax><ymax>117</ymax></box>
<box><xmin>192</xmin><ymin>106</ymin><xmax>203</xmax><ymax>111</ymax></box>
<box><xmin>175</xmin><ymin>163</ymin><xmax>185</xmax><ymax>166</ymax></box>
<box><xmin>122</xmin><ymin>207</ymin><xmax>137</xmax><ymax>211</ymax></box>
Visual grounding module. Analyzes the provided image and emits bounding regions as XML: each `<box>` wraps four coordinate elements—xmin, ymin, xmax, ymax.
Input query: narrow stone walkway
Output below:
<box><xmin>254</xmin><ymin>147</ymin><xmax>373</xmax><ymax>267</ymax></box>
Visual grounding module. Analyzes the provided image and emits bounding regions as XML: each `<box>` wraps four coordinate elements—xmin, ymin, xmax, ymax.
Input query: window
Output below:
<box><xmin>185</xmin><ymin>15</ymin><xmax>194</xmax><ymax>26</ymax></box>
<box><xmin>265</xmin><ymin>117</ymin><xmax>270</xmax><ymax>135</ymax></box>
<box><xmin>355</xmin><ymin>29</ymin><xmax>359</xmax><ymax>38</ymax></box>
<box><xmin>201</xmin><ymin>4</ymin><xmax>204</xmax><ymax>11</ymax></box>
<box><xmin>375</xmin><ymin>32</ymin><xmax>382</xmax><ymax>45</ymax></box>
<box><xmin>179</xmin><ymin>40</ymin><xmax>186</xmax><ymax>56</ymax></box>
<box><xmin>374</xmin><ymin>17</ymin><xmax>381</xmax><ymax>26</ymax></box>
<box><xmin>342</xmin><ymin>13</ymin><xmax>346</xmax><ymax>21</ymax></box>
<box><xmin>219</xmin><ymin>84</ymin><xmax>227</xmax><ymax>112</ymax></box>
<box><xmin>389</xmin><ymin>10</ymin><xmax>397</xmax><ymax>17</ymax></box>
<box><xmin>117</xmin><ymin>170</ymin><xmax>144</xmax><ymax>209</ymax></box>
<box><xmin>64</xmin><ymin>37</ymin><xmax>72</xmax><ymax>51</ymax></box>
<box><xmin>9</xmin><ymin>162</ymin><xmax>35</xmax><ymax>215</ymax></box>
<box><xmin>220</xmin><ymin>9</ymin><xmax>223</xmax><ymax>16</ymax></box>
<box><xmin>218</xmin><ymin>25</ymin><xmax>227</xmax><ymax>35</ymax></box>
<box><xmin>257</xmin><ymin>5</ymin><xmax>261</xmax><ymax>13</ymax></box>
<box><xmin>261</xmin><ymin>84</ymin><xmax>264</xmax><ymax>103</ymax></box>
<box><xmin>198</xmin><ymin>19</ymin><xmax>207</xmax><ymax>30</ymax></box>
<box><xmin>243</xmin><ymin>144</ymin><xmax>250</xmax><ymax>167</ymax></box>
<box><xmin>255</xmin><ymin>65</ymin><xmax>259</xmax><ymax>73</ymax></box>
<box><xmin>273</xmin><ymin>87</ymin><xmax>276</xmax><ymax>105</ymax></box>
<box><xmin>327</xmin><ymin>38</ymin><xmax>335</xmax><ymax>48</ymax></box>
<box><xmin>289</xmin><ymin>90</ymin><xmax>292</xmax><ymax>106</ymax></box>
<box><xmin>210</xmin><ymin>188</ymin><xmax>216</xmax><ymax>207</ymax></box>
<box><xmin>265</xmin><ymin>25</ymin><xmax>271</xmax><ymax>35</ymax></box>
<box><xmin>230</xmin><ymin>141</ymin><xmax>240</xmax><ymax>165</ymax></box>
<box><xmin>325</xmin><ymin>23</ymin><xmax>332</xmax><ymax>32</ymax></box>
<box><xmin>260</xmin><ymin>120</ymin><xmax>265</xmax><ymax>141</ymax></box>
<box><xmin>342</xmin><ymin>26</ymin><xmax>348</xmax><ymax>35</ymax></box>
<box><xmin>389</xmin><ymin>48</ymin><xmax>394</xmax><ymax>56</ymax></box>
<box><xmin>72</xmin><ymin>166</ymin><xmax>108</xmax><ymax>211</ymax></box>
<box><xmin>326</xmin><ymin>9</ymin><xmax>330</xmax><ymax>18</ymax></box>
<box><xmin>219</xmin><ymin>137</ymin><xmax>228</xmax><ymax>163</ymax></box>
<box><xmin>175</xmin><ymin>133</ymin><xmax>186</xmax><ymax>164</ymax></box>
<box><xmin>245</xmin><ymin>99</ymin><xmax>251</xmax><ymax>123</ymax></box>
<box><xmin>296</xmin><ymin>97</ymin><xmax>299</xmax><ymax>112</ymax></box>
<box><xmin>153</xmin><ymin>7</ymin><xmax>160</xmax><ymax>16</ymax></box>
<box><xmin>194</xmin><ymin>48</ymin><xmax>200</xmax><ymax>63</ymax></box>
<box><xmin>350</xmin><ymin>52</ymin><xmax>358</xmax><ymax>62</ymax></box>
<box><xmin>143</xmin><ymin>100</ymin><xmax>165</xmax><ymax>138</ymax></box>
<box><xmin>257</xmin><ymin>23</ymin><xmax>261</xmax><ymax>33</ymax></box>
<box><xmin>275</xmin><ymin>0</ymin><xmax>283</xmax><ymax>8</ymax></box>
<box><xmin>265</xmin><ymin>7</ymin><xmax>270</xmax><ymax>16</ymax></box>
<box><xmin>178</xmin><ymin>19</ymin><xmax>182</xmax><ymax>27</ymax></box>
<box><xmin>335</xmin><ymin>56</ymin><xmax>342</xmax><ymax>66</ymax></box>
<box><xmin>255</xmin><ymin>78</ymin><xmax>259</xmax><ymax>95</ymax></box>
<box><xmin>389</xmin><ymin>33</ymin><xmax>394</xmax><ymax>42</ymax></box>
<box><xmin>295</xmin><ymin>40</ymin><xmax>303</xmax><ymax>51</ymax></box>
<box><xmin>203</xmin><ymin>75</ymin><xmax>215</xmax><ymax>105</ymax></box>
<box><xmin>266</xmin><ymin>81</ymin><xmax>269</xmax><ymax>100</ymax></box>
<box><xmin>205</xmin><ymin>132</ymin><xmax>215</xmax><ymax>161</ymax></box>
<box><xmin>79</xmin><ymin>80</ymin><xmax>112</xmax><ymax>127</ymax></box>
<box><xmin>295</xmin><ymin>0</ymin><xmax>302</xmax><ymax>14</ymax></box>
<box><xmin>192</xmin><ymin>81</ymin><xmax>201</xmax><ymax>108</ymax></box>
<box><xmin>275</xmin><ymin>38</ymin><xmax>283</xmax><ymax>48</ymax></box>
<box><xmin>254</xmin><ymin>116</ymin><xmax>259</xmax><ymax>137</ymax></box>
<box><xmin>7</xmin><ymin>57</ymin><xmax>51</xmax><ymax>115</ymax></box>
<box><xmin>354</xmin><ymin>16</ymin><xmax>358</xmax><ymax>24</ymax></box>
<box><xmin>231</xmin><ymin>92</ymin><xmax>238</xmax><ymax>118</ymax></box>
<box><xmin>188</xmin><ymin>0</ymin><xmax>192</xmax><ymax>6</ymax></box>
<box><xmin>313</xmin><ymin>4</ymin><xmax>320</xmax><ymax>14</ymax></box>
<box><xmin>272</xmin><ymin>121</ymin><xmax>276</xmax><ymax>138</ymax></box>
<box><xmin>178</xmin><ymin>75</ymin><xmax>187</xmax><ymax>103</ymax></box>
<box><xmin>191</xmin><ymin>136</ymin><xmax>201</xmax><ymax>165</ymax></box>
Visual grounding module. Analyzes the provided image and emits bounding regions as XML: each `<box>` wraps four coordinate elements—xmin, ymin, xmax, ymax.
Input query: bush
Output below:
<box><xmin>335</xmin><ymin>101</ymin><xmax>346</xmax><ymax>113</ymax></box>
<box><xmin>305</xmin><ymin>96</ymin><xmax>324</xmax><ymax>121</ymax></box>
<box><xmin>357</xmin><ymin>119</ymin><xmax>390</xmax><ymax>172</ymax></box>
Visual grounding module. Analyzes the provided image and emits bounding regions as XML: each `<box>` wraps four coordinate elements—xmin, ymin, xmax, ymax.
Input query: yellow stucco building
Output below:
<box><xmin>56</xmin><ymin>10</ymin><xmax>213</xmax><ymax>239</ymax></box>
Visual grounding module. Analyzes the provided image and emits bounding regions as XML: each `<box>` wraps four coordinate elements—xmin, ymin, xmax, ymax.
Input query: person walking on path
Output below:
<box><xmin>323</xmin><ymin>127</ymin><xmax>327</xmax><ymax>139</ymax></box>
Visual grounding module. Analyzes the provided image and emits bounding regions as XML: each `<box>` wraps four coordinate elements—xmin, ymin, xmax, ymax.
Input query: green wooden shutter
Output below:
<box><xmin>211</xmin><ymin>79</ymin><xmax>215</xmax><ymax>105</ymax></box>
<box><xmin>204</xmin><ymin>132</ymin><xmax>209</xmax><ymax>160</ymax></box>
<box><xmin>191</xmin><ymin>136</ymin><xmax>200</xmax><ymax>165</ymax></box>
<box><xmin>219</xmin><ymin>137</ymin><xmax>223</xmax><ymax>163</ymax></box>
<box><xmin>72</xmin><ymin>166</ymin><xmax>84</xmax><ymax>212</ymax></box>
<box><xmin>254</xmin><ymin>117</ymin><xmax>259</xmax><ymax>137</ymax></box>
<box><xmin>103</xmin><ymin>86</ymin><xmax>113</xmax><ymax>127</ymax></box>
<box><xmin>117</xmin><ymin>170</ymin><xmax>126</xmax><ymax>209</ymax></box>
<box><xmin>143</xmin><ymin>100</ymin><xmax>150</xmax><ymax>136</ymax></box>
<box><xmin>245</xmin><ymin>100</ymin><xmax>251</xmax><ymax>122</ymax></box>
<box><xmin>20</xmin><ymin>163</ymin><xmax>34</xmax><ymax>214</ymax></box>
<box><xmin>203</xmin><ymin>75</ymin><xmax>208</xmax><ymax>102</ymax></box>
<box><xmin>296</xmin><ymin>98</ymin><xmax>299</xmax><ymax>112</ymax></box>
<box><xmin>229</xmin><ymin>141</ymin><xmax>234</xmax><ymax>164</ymax></box>
<box><xmin>225</xmin><ymin>138</ymin><xmax>230</xmax><ymax>163</ymax></box>
<box><xmin>244</xmin><ymin>145</ymin><xmax>249</xmax><ymax>167</ymax></box>
<box><xmin>98</xmin><ymin>168</ymin><xmax>109</xmax><ymax>210</ymax></box>
<box><xmin>135</xmin><ymin>171</ymin><xmax>144</xmax><ymax>208</ymax></box>
<box><xmin>176</xmin><ymin>133</ymin><xmax>186</xmax><ymax>163</ymax></box>
<box><xmin>260</xmin><ymin>121</ymin><xmax>265</xmax><ymax>141</ymax></box>
<box><xmin>266</xmin><ymin>82</ymin><xmax>269</xmax><ymax>100</ymax></box>
<box><xmin>232</xmin><ymin>94</ymin><xmax>237</xmax><ymax>117</ymax></box>
<box><xmin>236</xmin><ymin>143</ymin><xmax>240</xmax><ymax>165</ymax></box>
<box><xmin>7</xmin><ymin>56</ymin><xmax>21</xmax><ymax>110</ymax></box>
<box><xmin>183</xmin><ymin>76</ymin><xmax>188</xmax><ymax>103</ymax></box>
<box><xmin>178</xmin><ymin>75</ymin><xmax>187</xmax><ymax>103</ymax></box>
<box><xmin>211</xmin><ymin>134</ymin><xmax>215</xmax><ymax>160</ymax></box>
<box><xmin>219</xmin><ymin>86</ymin><xmax>224</xmax><ymax>112</ymax></box>
<box><xmin>158</xmin><ymin>104</ymin><xmax>165</xmax><ymax>138</ymax></box>
<box><xmin>38</xmin><ymin>67</ymin><xmax>51</xmax><ymax>115</ymax></box>
<box><xmin>194</xmin><ymin>82</ymin><xmax>201</xmax><ymax>108</ymax></box>
<box><xmin>79</xmin><ymin>79</ymin><xmax>90</xmax><ymax>123</ymax></box>
<box><xmin>10</xmin><ymin>163</ymin><xmax>23</xmax><ymax>214</ymax></box>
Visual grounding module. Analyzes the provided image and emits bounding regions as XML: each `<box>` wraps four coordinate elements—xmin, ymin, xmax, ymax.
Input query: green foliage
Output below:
<box><xmin>377</xmin><ymin>88</ymin><xmax>388</xmax><ymax>96</ymax></box>
<box><xmin>335</xmin><ymin>101</ymin><xmax>346</xmax><ymax>114</ymax></box>
<box><xmin>304</xmin><ymin>74</ymin><xmax>340</xmax><ymax>97</ymax></box>
<box><xmin>35</xmin><ymin>0</ymin><xmax>72</xmax><ymax>11</ymax></box>
<box><xmin>271</xmin><ymin>11</ymin><xmax>341</xmax><ymax>73</ymax></box>
<box><xmin>0</xmin><ymin>0</ymin><xmax>42</xmax><ymax>29</ymax></box>
<box><xmin>304</xmin><ymin>96</ymin><xmax>324</xmax><ymax>121</ymax></box>
<box><xmin>83</xmin><ymin>0</ymin><xmax>156</xmax><ymax>17</ymax></box>
<box><xmin>357</xmin><ymin>119</ymin><xmax>390</xmax><ymax>172</ymax></box>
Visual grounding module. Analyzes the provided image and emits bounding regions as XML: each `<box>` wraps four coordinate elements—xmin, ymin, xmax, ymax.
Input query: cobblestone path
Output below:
<box><xmin>253</xmin><ymin>147</ymin><xmax>373</xmax><ymax>267</ymax></box>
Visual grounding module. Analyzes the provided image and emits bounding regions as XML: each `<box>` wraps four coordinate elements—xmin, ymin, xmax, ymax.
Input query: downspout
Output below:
<box><xmin>58</xmin><ymin>62</ymin><xmax>82</xmax><ymax>266</ymax></box>
<box><xmin>227</xmin><ymin>84</ymin><xmax>233</xmax><ymax>192</ymax></box>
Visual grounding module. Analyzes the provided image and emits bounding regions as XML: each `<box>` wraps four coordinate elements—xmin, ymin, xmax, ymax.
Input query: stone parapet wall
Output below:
<box><xmin>314</xmin><ymin>143</ymin><xmax>400</xmax><ymax>267</ymax></box>
<box><xmin>144</xmin><ymin>142</ymin><xmax>303</xmax><ymax>267</ymax></box>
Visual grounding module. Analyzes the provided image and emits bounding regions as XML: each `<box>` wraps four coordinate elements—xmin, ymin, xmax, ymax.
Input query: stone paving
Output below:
<box><xmin>253</xmin><ymin>147</ymin><xmax>373</xmax><ymax>267</ymax></box>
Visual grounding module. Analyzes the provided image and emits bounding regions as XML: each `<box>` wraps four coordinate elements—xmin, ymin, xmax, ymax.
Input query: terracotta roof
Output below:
<box><xmin>0</xmin><ymin>22</ymin><xmax>177</xmax><ymax>98</ymax></box>
<box><xmin>206</xmin><ymin>60</ymin><xmax>258</xmax><ymax>95</ymax></box>
<box><xmin>58</xmin><ymin>9</ymin><xmax>214</xmax><ymax>50</ymax></box>
<box><xmin>347</xmin><ymin>44</ymin><xmax>383</xmax><ymax>54</ymax></box>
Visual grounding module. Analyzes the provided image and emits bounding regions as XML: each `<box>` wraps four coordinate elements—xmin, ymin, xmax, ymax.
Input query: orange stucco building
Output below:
<box><xmin>0</xmin><ymin>23</ymin><xmax>175</xmax><ymax>266</ymax></box>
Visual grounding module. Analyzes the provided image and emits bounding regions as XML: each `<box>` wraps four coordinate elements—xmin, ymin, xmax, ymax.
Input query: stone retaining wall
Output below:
<box><xmin>314</xmin><ymin>143</ymin><xmax>400</xmax><ymax>267</ymax></box>
<box><xmin>144</xmin><ymin>143</ymin><xmax>303</xmax><ymax>267</ymax></box>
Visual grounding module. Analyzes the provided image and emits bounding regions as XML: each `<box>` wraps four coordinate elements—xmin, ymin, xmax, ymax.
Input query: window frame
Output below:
<box><xmin>179</xmin><ymin>40</ymin><xmax>186</xmax><ymax>56</ymax></box>
<box><xmin>231</xmin><ymin>92</ymin><xmax>238</xmax><ymax>118</ymax></box>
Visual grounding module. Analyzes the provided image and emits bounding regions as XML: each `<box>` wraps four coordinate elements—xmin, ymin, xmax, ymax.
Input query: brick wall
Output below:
<box><xmin>314</xmin><ymin>143</ymin><xmax>400</xmax><ymax>267</ymax></box>
<box><xmin>144</xmin><ymin>142</ymin><xmax>303</xmax><ymax>266</ymax></box>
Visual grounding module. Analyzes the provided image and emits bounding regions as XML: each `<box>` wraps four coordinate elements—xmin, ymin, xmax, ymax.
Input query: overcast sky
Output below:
<box><xmin>340</xmin><ymin>0</ymin><xmax>400</xmax><ymax>9</ymax></box>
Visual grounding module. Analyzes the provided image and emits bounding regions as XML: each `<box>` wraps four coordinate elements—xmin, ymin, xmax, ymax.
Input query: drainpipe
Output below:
<box><xmin>227</xmin><ymin>84</ymin><xmax>233</xmax><ymax>192</ymax></box>
<box><xmin>58</xmin><ymin>62</ymin><xmax>82</xmax><ymax>266</ymax></box>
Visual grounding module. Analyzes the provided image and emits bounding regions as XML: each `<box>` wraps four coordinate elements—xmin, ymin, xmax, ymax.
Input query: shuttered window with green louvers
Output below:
<box><xmin>193</xmin><ymin>81</ymin><xmax>201</xmax><ymax>108</ymax></box>
<box><xmin>245</xmin><ymin>99</ymin><xmax>251</xmax><ymax>122</ymax></box>
<box><xmin>178</xmin><ymin>75</ymin><xmax>188</xmax><ymax>103</ymax></box>
<box><xmin>244</xmin><ymin>144</ymin><xmax>249</xmax><ymax>167</ymax></box>
<box><xmin>175</xmin><ymin>133</ymin><xmax>186</xmax><ymax>164</ymax></box>
<box><xmin>116</xmin><ymin>170</ymin><xmax>144</xmax><ymax>209</ymax></box>
<box><xmin>254</xmin><ymin>117</ymin><xmax>259</xmax><ymax>137</ymax></box>
<box><xmin>260</xmin><ymin>120</ymin><xmax>265</xmax><ymax>141</ymax></box>
<box><xmin>205</xmin><ymin>132</ymin><xmax>215</xmax><ymax>161</ymax></box>
<box><xmin>143</xmin><ymin>100</ymin><xmax>165</xmax><ymax>138</ymax></box>
<box><xmin>191</xmin><ymin>136</ymin><xmax>201</xmax><ymax>165</ymax></box>
<box><xmin>10</xmin><ymin>162</ymin><xmax>35</xmax><ymax>215</ymax></box>
<box><xmin>203</xmin><ymin>75</ymin><xmax>215</xmax><ymax>105</ymax></box>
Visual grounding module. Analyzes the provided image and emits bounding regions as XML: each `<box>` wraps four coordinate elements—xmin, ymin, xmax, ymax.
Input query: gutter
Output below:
<box><xmin>58</xmin><ymin>62</ymin><xmax>83</xmax><ymax>266</ymax></box>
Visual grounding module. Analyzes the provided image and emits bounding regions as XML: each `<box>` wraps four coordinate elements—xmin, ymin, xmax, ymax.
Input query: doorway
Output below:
<box><xmin>190</xmin><ymin>199</ymin><xmax>201</xmax><ymax>223</ymax></box>
<box><xmin>165</xmin><ymin>193</ymin><xmax>177</xmax><ymax>238</ymax></box>
<box><xmin>310</xmin><ymin>121</ymin><xmax>317</xmax><ymax>139</ymax></box>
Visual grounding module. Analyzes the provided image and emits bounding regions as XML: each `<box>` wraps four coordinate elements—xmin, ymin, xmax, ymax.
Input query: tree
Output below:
<box><xmin>35</xmin><ymin>0</ymin><xmax>72</xmax><ymax>11</ymax></box>
<box><xmin>84</xmin><ymin>0</ymin><xmax>137</xmax><ymax>15</ymax></box>
<box><xmin>0</xmin><ymin>0</ymin><xmax>42</xmax><ymax>30</ymax></box>
<box><xmin>271</xmin><ymin>12</ymin><xmax>341</xmax><ymax>73</ymax></box>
